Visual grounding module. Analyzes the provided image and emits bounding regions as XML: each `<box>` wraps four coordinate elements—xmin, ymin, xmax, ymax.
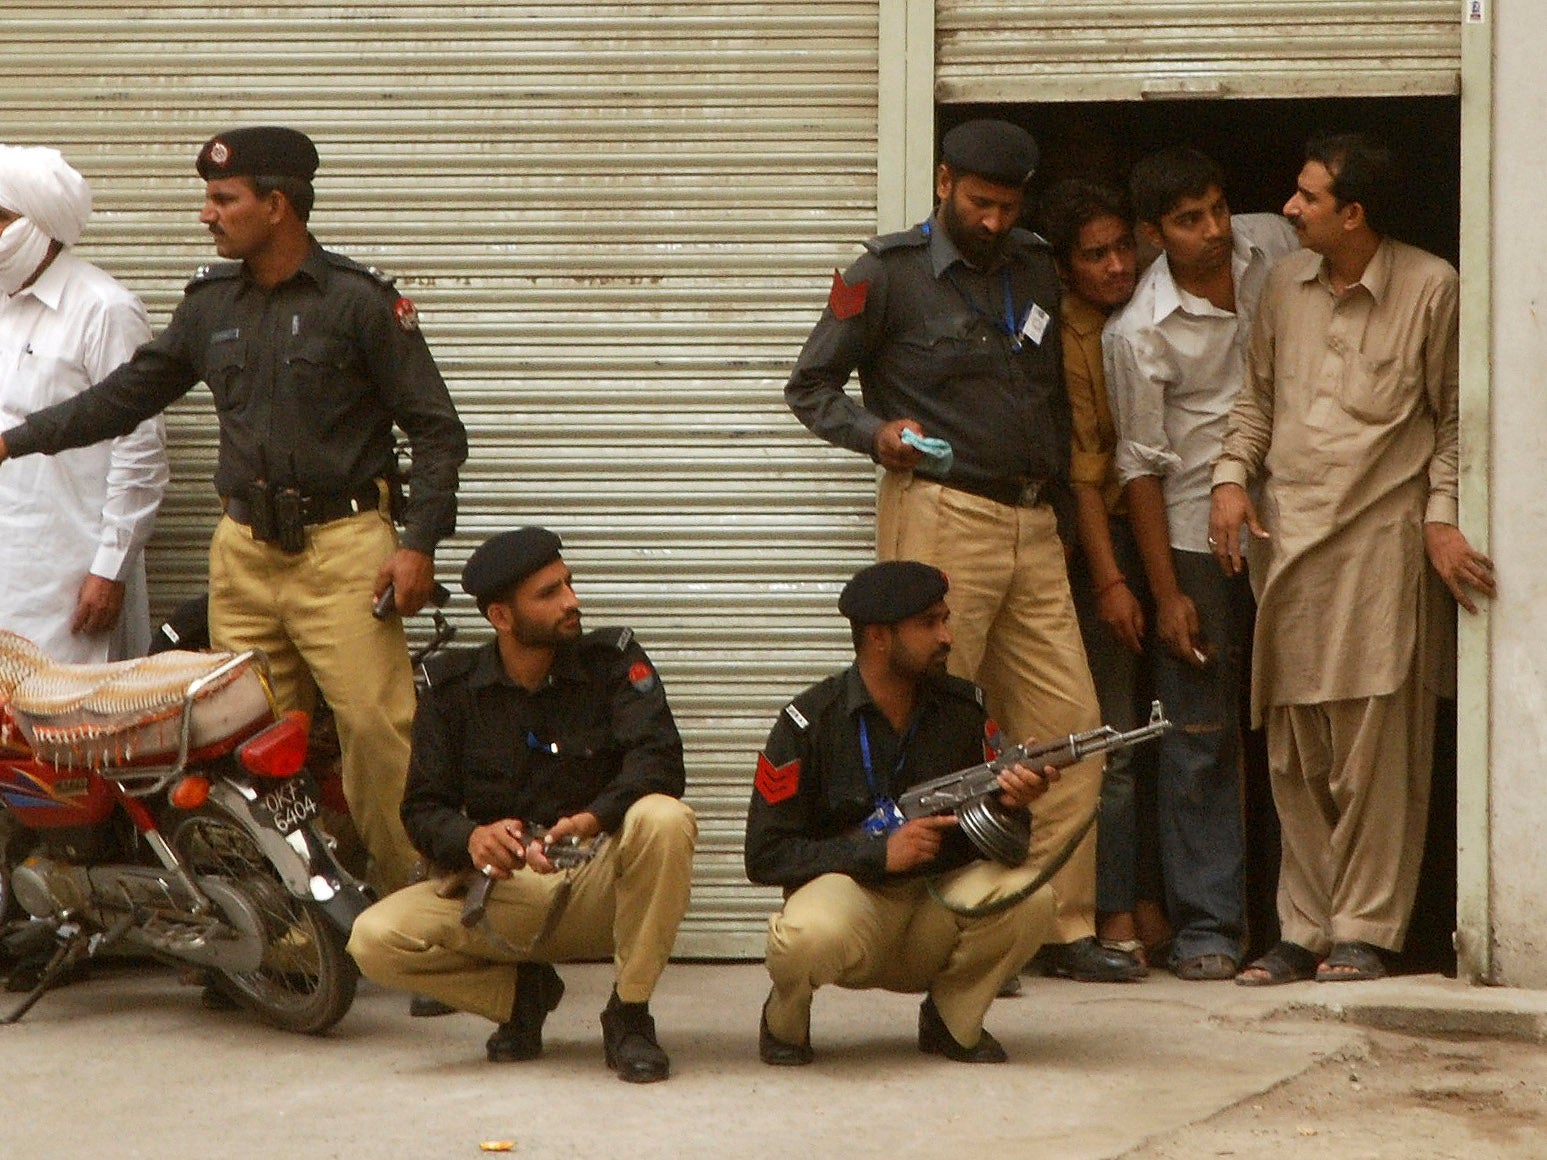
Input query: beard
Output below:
<box><xmin>513</xmin><ymin>609</ymin><xmax>583</xmax><ymax>648</ymax></box>
<box><xmin>940</xmin><ymin>194</ymin><xmax>1010</xmax><ymax>269</ymax></box>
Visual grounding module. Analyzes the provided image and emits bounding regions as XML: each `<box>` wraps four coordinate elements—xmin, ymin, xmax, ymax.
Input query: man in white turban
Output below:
<box><xmin>0</xmin><ymin>145</ymin><xmax>167</xmax><ymax>661</ymax></box>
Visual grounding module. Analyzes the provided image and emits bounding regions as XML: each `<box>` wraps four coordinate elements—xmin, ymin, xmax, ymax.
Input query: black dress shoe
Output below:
<box><xmin>409</xmin><ymin>994</ymin><xmax>457</xmax><ymax>1018</ymax></box>
<box><xmin>917</xmin><ymin>996</ymin><xmax>1007</xmax><ymax>1064</ymax></box>
<box><xmin>485</xmin><ymin>962</ymin><xmax>564</xmax><ymax>1063</ymax></box>
<box><xmin>600</xmin><ymin>991</ymin><xmax>670</xmax><ymax>1083</ymax></box>
<box><xmin>758</xmin><ymin>998</ymin><xmax>813</xmax><ymax>1066</ymax></box>
<box><xmin>1033</xmin><ymin>936</ymin><xmax>1145</xmax><ymax>983</ymax></box>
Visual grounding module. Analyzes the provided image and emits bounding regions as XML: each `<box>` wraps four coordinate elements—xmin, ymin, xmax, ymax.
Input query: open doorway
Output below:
<box><xmin>939</xmin><ymin>95</ymin><xmax>1463</xmax><ymax>974</ymax></box>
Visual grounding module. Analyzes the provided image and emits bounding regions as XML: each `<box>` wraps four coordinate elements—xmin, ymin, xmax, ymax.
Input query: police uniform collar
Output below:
<box><xmin>463</xmin><ymin>637</ymin><xmax>566</xmax><ymax>692</ymax></box>
<box><xmin>841</xmin><ymin>664</ymin><xmax>950</xmax><ymax>718</ymax></box>
<box><xmin>236</xmin><ymin>239</ymin><xmax>329</xmax><ymax>291</ymax></box>
<box><xmin>927</xmin><ymin>212</ymin><xmax>1021</xmax><ymax>278</ymax></box>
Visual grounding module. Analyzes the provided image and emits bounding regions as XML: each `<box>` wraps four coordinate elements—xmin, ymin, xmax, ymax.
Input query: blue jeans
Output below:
<box><xmin>1151</xmin><ymin>550</ymin><xmax>1251</xmax><ymax>965</ymax></box>
<box><xmin>1070</xmin><ymin>519</ymin><xmax>1163</xmax><ymax>917</ymax></box>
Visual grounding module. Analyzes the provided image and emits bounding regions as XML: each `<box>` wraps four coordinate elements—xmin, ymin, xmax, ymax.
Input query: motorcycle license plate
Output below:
<box><xmin>259</xmin><ymin>776</ymin><xmax>319</xmax><ymax>835</ymax></box>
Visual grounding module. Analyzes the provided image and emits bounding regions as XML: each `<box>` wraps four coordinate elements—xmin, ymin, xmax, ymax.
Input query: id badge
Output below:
<box><xmin>862</xmin><ymin>796</ymin><xmax>906</xmax><ymax>837</ymax></box>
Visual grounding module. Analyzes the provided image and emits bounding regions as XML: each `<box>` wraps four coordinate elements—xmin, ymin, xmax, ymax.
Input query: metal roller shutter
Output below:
<box><xmin>3</xmin><ymin>2</ymin><xmax>883</xmax><ymax>956</ymax></box>
<box><xmin>937</xmin><ymin>0</ymin><xmax>1462</xmax><ymax>102</ymax></box>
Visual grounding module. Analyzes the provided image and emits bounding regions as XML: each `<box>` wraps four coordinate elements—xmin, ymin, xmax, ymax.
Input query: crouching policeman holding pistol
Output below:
<box><xmin>348</xmin><ymin>528</ymin><xmax>696</xmax><ymax>1083</ymax></box>
<box><xmin>745</xmin><ymin>561</ymin><xmax>1063</xmax><ymax>1065</ymax></box>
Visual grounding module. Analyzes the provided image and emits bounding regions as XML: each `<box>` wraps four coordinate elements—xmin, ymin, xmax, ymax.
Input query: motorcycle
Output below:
<box><xmin>0</xmin><ymin>630</ymin><xmax>370</xmax><ymax>1034</ymax></box>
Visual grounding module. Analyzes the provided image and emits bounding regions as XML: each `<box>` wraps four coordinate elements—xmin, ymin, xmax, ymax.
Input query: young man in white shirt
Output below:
<box><xmin>1103</xmin><ymin>147</ymin><xmax>1297</xmax><ymax>981</ymax></box>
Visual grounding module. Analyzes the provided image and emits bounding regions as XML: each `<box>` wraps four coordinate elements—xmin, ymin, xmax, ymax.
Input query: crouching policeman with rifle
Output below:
<box><xmin>745</xmin><ymin>561</ymin><xmax>1168</xmax><ymax>1065</ymax></box>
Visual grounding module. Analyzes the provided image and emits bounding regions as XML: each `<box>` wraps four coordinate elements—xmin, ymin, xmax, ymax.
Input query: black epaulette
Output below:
<box><xmin>863</xmin><ymin>222</ymin><xmax>930</xmax><ymax>256</ymax></box>
<box><xmin>185</xmin><ymin>262</ymin><xmax>241</xmax><ymax>291</ymax></box>
<box><xmin>780</xmin><ymin>672</ymin><xmax>845</xmax><ymax>733</ymax></box>
<box><xmin>581</xmin><ymin>626</ymin><xmax>635</xmax><ymax>653</ymax></box>
<box><xmin>418</xmin><ymin>645</ymin><xmax>481</xmax><ymax>691</ymax></box>
<box><xmin>936</xmin><ymin>671</ymin><xmax>988</xmax><ymax>708</ymax></box>
<box><xmin>320</xmin><ymin>249</ymin><xmax>398</xmax><ymax>293</ymax></box>
<box><xmin>1006</xmin><ymin>226</ymin><xmax>1053</xmax><ymax>253</ymax></box>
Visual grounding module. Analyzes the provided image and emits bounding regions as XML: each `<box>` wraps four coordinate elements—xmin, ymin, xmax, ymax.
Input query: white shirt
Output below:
<box><xmin>1103</xmin><ymin>213</ymin><xmax>1299</xmax><ymax>552</ymax></box>
<box><xmin>0</xmin><ymin>249</ymin><xmax>168</xmax><ymax>661</ymax></box>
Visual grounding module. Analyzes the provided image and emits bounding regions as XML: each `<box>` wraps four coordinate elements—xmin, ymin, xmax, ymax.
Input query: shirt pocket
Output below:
<box><xmin>915</xmin><ymin>312</ymin><xmax>1001</xmax><ymax>386</ymax></box>
<box><xmin>285</xmin><ymin>335</ymin><xmax>359</xmax><ymax>407</ymax></box>
<box><xmin>1337</xmin><ymin>350</ymin><xmax>1409</xmax><ymax>425</ymax></box>
<box><xmin>204</xmin><ymin>337</ymin><xmax>249</xmax><ymax>412</ymax></box>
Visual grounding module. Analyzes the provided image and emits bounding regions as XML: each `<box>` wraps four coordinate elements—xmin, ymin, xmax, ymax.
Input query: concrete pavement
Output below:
<box><xmin>3</xmin><ymin>960</ymin><xmax>1544</xmax><ymax>1160</ymax></box>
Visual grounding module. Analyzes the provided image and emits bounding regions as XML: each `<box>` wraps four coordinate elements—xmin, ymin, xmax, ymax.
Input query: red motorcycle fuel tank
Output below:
<box><xmin>0</xmin><ymin>758</ymin><xmax>115</xmax><ymax>827</ymax></box>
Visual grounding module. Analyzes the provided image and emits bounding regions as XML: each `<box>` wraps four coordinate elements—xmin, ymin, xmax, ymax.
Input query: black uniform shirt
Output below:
<box><xmin>3</xmin><ymin>243</ymin><xmax>467</xmax><ymax>554</ymax></box>
<box><xmin>401</xmin><ymin>629</ymin><xmax>686</xmax><ymax>871</ymax></box>
<box><xmin>744</xmin><ymin>665</ymin><xmax>1005</xmax><ymax>891</ymax></box>
<box><xmin>784</xmin><ymin>216</ymin><xmax>1072</xmax><ymax>506</ymax></box>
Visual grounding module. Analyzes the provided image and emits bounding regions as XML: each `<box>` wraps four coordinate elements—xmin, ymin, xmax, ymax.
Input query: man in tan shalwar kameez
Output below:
<box><xmin>1208</xmin><ymin>133</ymin><xmax>1495</xmax><ymax>986</ymax></box>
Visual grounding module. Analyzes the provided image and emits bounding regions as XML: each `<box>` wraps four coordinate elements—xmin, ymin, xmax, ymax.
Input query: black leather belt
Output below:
<box><xmin>942</xmin><ymin>477</ymin><xmax>1048</xmax><ymax>509</ymax></box>
<box><xmin>224</xmin><ymin>480</ymin><xmax>382</xmax><ymax>528</ymax></box>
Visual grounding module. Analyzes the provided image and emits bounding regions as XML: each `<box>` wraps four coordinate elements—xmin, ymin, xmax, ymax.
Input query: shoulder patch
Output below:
<box><xmin>983</xmin><ymin>717</ymin><xmax>1004</xmax><ymax>762</ymax></box>
<box><xmin>863</xmin><ymin>223</ymin><xmax>930</xmax><ymax>256</ymax></box>
<box><xmin>627</xmin><ymin>659</ymin><xmax>658</xmax><ymax>693</ymax></box>
<box><xmin>783</xmin><ymin>702</ymin><xmax>810</xmax><ymax>731</ymax></box>
<box><xmin>755</xmin><ymin>752</ymin><xmax>801</xmax><ymax>805</ymax></box>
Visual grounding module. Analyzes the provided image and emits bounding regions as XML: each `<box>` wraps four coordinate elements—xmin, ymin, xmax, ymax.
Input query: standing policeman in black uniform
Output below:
<box><xmin>0</xmin><ymin>127</ymin><xmax>468</xmax><ymax>896</ymax></box>
<box><xmin>348</xmin><ymin>528</ymin><xmax>697</xmax><ymax>1084</ymax></box>
<box><xmin>745</xmin><ymin>561</ymin><xmax>1058</xmax><ymax>1065</ymax></box>
<box><xmin>784</xmin><ymin>120</ymin><xmax>1138</xmax><ymax>983</ymax></box>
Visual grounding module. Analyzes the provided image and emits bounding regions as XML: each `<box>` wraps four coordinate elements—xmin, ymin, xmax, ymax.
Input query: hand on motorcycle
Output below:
<box><xmin>373</xmin><ymin>548</ymin><xmax>436</xmax><ymax>617</ymax></box>
<box><xmin>71</xmin><ymin>574</ymin><xmax>125</xmax><ymax>636</ymax></box>
<box><xmin>468</xmin><ymin>819</ymin><xmax>528</xmax><ymax>879</ymax></box>
<box><xmin>524</xmin><ymin>811</ymin><xmax>601</xmax><ymax>875</ymax></box>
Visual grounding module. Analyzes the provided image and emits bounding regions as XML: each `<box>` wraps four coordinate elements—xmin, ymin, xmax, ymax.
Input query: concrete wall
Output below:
<box><xmin>1486</xmin><ymin>2</ymin><xmax>1547</xmax><ymax>986</ymax></box>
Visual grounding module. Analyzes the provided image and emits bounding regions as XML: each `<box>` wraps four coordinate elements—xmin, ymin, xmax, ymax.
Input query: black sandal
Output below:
<box><xmin>1235</xmin><ymin>941</ymin><xmax>1320</xmax><ymax>987</ymax></box>
<box><xmin>1316</xmin><ymin>940</ymin><xmax>1387</xmax><ymax>982</ymax></box>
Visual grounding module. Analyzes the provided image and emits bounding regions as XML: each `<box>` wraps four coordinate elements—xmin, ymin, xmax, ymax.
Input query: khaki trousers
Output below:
<box><xmin>1267</xmin><ymin>673</ymin><xmax>1435</xmax><ymax>954</ymax></box>
<box><xmin>348</xmin><ymin>795</ymin><xmax>697</xmax><ymax>1022</ymax></box>
<box><xmin>878</xmin><ymin>473</ymin><xmax>1103</xmax><ymax>942</ymax></box>
<box><xmin>208</xmin><ymin>507</ymin><xmax>419</xmax><ymax>895</ymax></box>
<box><xmin>764</xmin><ymin>863</ymin><xmax>1055</xmax><ymax>1049</ymax></box>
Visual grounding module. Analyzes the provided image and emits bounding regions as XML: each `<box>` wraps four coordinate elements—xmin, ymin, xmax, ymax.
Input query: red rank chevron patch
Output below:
<box><xmin>827</xmin><ymin>268</ymin><xmax>869</xmax><ymax>320</ymax></box>
<box><xmin>755</xmin><ymin>753</ymin><xmax>801</xmax><ymax>805</ymax></box>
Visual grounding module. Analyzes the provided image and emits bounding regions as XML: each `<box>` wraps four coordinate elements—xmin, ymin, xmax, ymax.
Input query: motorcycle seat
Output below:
<box><xmin>0</xmin><ymin>630</ymin><xmax>272</xmax><ymax>769</ymax></box>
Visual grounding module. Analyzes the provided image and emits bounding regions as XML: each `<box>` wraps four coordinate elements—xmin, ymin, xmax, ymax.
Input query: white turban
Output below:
<box><xmin>0</xmin><ymin>145</ymin><xmax>93</xmax><ymax>247</ymax></box>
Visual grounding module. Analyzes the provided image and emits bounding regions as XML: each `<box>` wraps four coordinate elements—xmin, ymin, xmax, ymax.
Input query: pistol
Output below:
<box><xmin>459</xmin><ymin>827</ymin><xmax>608</xmax><ymax>928</ymax></box>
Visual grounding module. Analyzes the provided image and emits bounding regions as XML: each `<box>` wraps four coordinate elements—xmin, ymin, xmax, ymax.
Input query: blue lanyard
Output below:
<box><xmin>943</xmin><ymin>266</ymin><xmax>1024</xmax><ymax>351</ymax></box>
<box><xmin>858</xmin><ymin>714</ymin><xmax>915</xmax><ymax>801</ymax></box>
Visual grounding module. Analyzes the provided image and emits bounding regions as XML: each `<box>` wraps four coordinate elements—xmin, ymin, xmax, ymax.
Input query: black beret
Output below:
<box><xmin>838</xmin><ymin>561</ymin><xmax>949</xmax><ymax>625</ymax></box>
<box><xmin>940</xmin><ymin>119</ymin><xmax>1038</xmax><ymax>188</ymax></box>
<box><xmin>196</xmin><ymin>127</ymin><xmax>319</xmax><ymax>181</ymax></box>
<box><xmin>461</xmin><ymin>527</ymin><xmax>564</xmax><ymax>600</ymax></box>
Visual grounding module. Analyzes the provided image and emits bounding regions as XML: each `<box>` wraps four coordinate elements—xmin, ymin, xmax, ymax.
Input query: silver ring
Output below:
<box><xmin>480</xmin><ymin>863</ymin><xmax>497</xmax><ymax>877</ymax></box>
<box><xmin>1206</xmin><ymin>536</ymin><xmax>1218</xmax><ymax>547</ymax></box>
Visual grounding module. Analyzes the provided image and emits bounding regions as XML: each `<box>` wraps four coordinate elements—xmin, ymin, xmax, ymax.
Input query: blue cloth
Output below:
<box><xmin>900</xmin><ymin>427</ymin><xmax>954</xmax><ymax>477</ymax></box>
<box><xmin>1150</xmin><ymin>549</ymin><xmax>1251</xmax><ymax>966</ymax></box>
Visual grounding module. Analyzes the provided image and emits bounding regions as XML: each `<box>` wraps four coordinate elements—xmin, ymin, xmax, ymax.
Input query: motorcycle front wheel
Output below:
<box><xmin>172</xmin><ymin>806</ymin><xmax>357</xmax><ymax>1034</ymax></box>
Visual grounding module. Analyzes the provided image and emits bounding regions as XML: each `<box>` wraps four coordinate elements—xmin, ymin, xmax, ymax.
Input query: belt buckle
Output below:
<box><xmin>1016</xmin><ymin>480</ymin><xmax>1044</xmax><ymax>508</ymax></box>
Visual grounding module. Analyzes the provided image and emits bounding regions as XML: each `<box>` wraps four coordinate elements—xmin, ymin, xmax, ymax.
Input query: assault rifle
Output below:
<box><xmin>899</xmin><ymin>700</ymin><xmax>1171</xmax><ymax>865</ymax></box>
<box><xmin>458</xmin><ymin>826</ymin><xmax>607</xmax><ymax>927</ymax></box>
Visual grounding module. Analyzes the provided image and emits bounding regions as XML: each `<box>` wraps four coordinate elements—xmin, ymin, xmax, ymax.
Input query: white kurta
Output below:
<box><xmin>0</xmin><ymin>250</ymin><xmax>167</xmax><ymax>661</ymax></box>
